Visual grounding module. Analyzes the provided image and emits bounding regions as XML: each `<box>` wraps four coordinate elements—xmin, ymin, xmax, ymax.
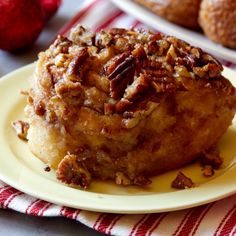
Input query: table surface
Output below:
<box><xmin>0</xmin><ymin>1</ymin><xmax>103</xmax><ymax>235</ymax></box>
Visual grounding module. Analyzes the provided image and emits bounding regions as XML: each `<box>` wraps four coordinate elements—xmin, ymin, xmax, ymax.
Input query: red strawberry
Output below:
<box><xmin>0</xmin><ymin>0</ymin><xmax>45</xmax><ymax>52</ymax></box>
<box><xmin>40</xmin><ymin>0</ymin><xmax>62</xmax><ymax>22</ymax></box>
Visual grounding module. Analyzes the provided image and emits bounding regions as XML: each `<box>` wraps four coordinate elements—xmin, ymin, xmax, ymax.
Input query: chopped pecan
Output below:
<box><xmin>11</xmin><ymin>120</ymin><xmax>29</xmax><ymax>141</ymax></box>
<box><xmin>148</xmin><ymin>40</ymin><xmax>159</xmax><ymax>54</ymax></box>
<box><xmin>132</xmin><ymin>46</ymin><xmax>147</xmax><ymax>60</ymax></box>
<box><xmin>57</xmin><ymin>154</ymin><xmax>91</xmax><ymax>189</ymax></box>
<box><xmin>133</xmin><ymin>176</ymin><xmax>152</xmax><ymax>186</ymax></box>
<box><xmin>108</xmin><ymin>28</ymin><xmax>127</xmax><ymax>36</ymax></box>
<box><xmin>124</xmin><ymin>74</ymin><xmax>150</xmax><ymax>100</ymax></box>
<box><xmin>115</xmin><ymin>99</ymin><xmax>132</xmax><ymax>113</ymax></box>
<box><xmin>115</xmin><ymin>172</ymin><xmax>131</xmax><ymax>185</ymax></box>
<box><xmin>166</xmin><ymin>44</ymin><xmax>177</xmax><ymax>65</ymax></box>
<box><xmin>95</xmin><ymin>31</ymin><xmax>113</xmax><ymax>48</ymax></box>
<box><xmin>151</xmin><ymin>76</ymin><xmax>176</xmax><ymax>93</ymax></box>
<box><xmin>55</xmin><ymin>81</ymin><xmax>84</xmax><ymax>106</ymax></box>
<box><xmin>104</xmin><ymin>103</ymin><xmax>115</xmax><ymax>115</ymax></box>
<box><xmin>35</xmin><ymin>100</ymin><xmax>46</xmax><ymax>116</ymax></box>
<box><xmin>67</xmin><ymin>48</ymin><xmax>89</xmax><ymax>81</ymax></box>
<box><xmin>142</xmin><ymin>60</ymin><xmax>161</xmax><ymax>70</ymax></box>
<box><xmin>122</xmin><ymin>102</ymin><xmax>158</xmax><ymax>128</ymax></box>
<box><xmin>200</xmin><ymin>146</ymin><xmax>223</xmax><ymax>169</ymax></box>
<box><xmin>202</xmin><ymin>165</ymin><xmax>214</xmax><ymax>177</ymax></box>
<box><xmin>53</xmin><ymin>35</ymin><xmax>72</xmax><ymax>54</ymax></box>
<box><xmin>171</xmin><ymin>172</ymin><xmax>194</xmax><ymax>189</ymax></box>
<box><xmin>69</xmin><ymin>25</ymin><xmax>95</xmax><ymax>46</ymax></box>
<box><xmin>44</xmin><ymin>166</ymin><xmax>51</xmax><ymax>172</ymax></box>
<box><xmin>149</xmin><ymin>32</ymin><xmax>163</xmax><ymax>41</ymax></box>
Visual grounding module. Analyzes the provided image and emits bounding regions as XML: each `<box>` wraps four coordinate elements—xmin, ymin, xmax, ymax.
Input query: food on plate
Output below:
<box><xmin>199</xmin><ymin>0</ymin><xmax>236</xmax><ymax>49</ymax></box>
<box><xmin>171</xmin><ymin>172</ymin><xmax>195</xmax><ymax>189</ymax></box>
<box><xmin>24</xmin><ymin>25</ymin><xmax>236</xmax><ymax>189</ymax></box>
<box><xmin>134</xmin><ymin>0</ymin><xmax>201</xmax><ymax>29</ymax></box>
<box><xmin>134</xmin><ymin>0</ymin><xmax>236</xmax><ymax>49</ymax></box>
<box><xmin>11</xmin><ymin>120</ymin><xmax>29</xmax><ymax>141</ymax></box>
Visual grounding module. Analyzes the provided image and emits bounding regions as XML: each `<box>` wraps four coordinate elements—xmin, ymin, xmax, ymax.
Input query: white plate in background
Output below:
<box><xmin>110</xmin><ymin>0</ymin><xmax>236</xmax><ymax>63</ymax></box>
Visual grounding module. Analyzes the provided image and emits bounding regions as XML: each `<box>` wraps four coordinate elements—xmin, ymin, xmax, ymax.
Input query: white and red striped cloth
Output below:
<box><xmin>1</xmin><ymin>0</ymin><xmax>236</xmax><ymax>235</ymax></box>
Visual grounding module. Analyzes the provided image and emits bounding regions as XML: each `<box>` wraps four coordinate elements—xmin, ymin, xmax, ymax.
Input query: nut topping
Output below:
<box><xmin>67</xmin><ymin>48</ymin><xmax>89</xmax><ymax>81</ymax></box>
<box><xmin>106</xmin><ymin>54</ymin><xmax>136</xmax><ymax>99</ymax></box>
<box><xmin>171</xmin><ymin>172</ymin><xmax>195</xmax><ymax>189</ymax></box>
<box><xmin>11</xmin><ymin>120</ymin><xmax>29</xmax><ymax>141</ymax></box>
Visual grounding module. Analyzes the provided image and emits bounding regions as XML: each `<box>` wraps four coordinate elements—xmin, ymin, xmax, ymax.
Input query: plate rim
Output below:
<box><xmin>109</xmin><ymin>0</ymin><xmax>236</xmax><ymax>63</ymax></box>
<box><xmin>0</xmin><ymin>64</ymin><xmax>236</xmax><ymax>214</ymax></box>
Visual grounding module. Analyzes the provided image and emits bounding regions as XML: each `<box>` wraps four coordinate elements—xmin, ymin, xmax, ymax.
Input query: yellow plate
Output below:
<box><xmin>0</xmin><ymin>63</ymin><xmax>236</xmax><ymax>213</ymax></box>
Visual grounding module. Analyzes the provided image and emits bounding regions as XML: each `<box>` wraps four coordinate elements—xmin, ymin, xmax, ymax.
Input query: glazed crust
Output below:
<box><xmin>134</xmin><ymin>0</ymin><xmax>201</xmax><ymax>29</ymax></box>
<box><xmin>25</xmin><ymin>26</ymin><xmax>236</xmax><ymax>188</ymax></box>
<box><xmin>199</xmin><ymin>0</ymin><xmax>236</xmax><ymax>49</ymax></box>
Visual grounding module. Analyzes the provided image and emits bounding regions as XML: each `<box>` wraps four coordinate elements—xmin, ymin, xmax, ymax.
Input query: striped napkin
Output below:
<box><xmin>1</xmin><ymin>0</ymin><xmax>236</xmax><ymax>235</ymax></box>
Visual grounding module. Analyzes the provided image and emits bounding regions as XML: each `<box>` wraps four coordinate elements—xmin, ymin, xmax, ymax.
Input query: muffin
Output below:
<box><xmin>199</xmin><ymin>0</ymin><xmax>236</xmax><ymax>49</ymax></box>
<box><xmin>25</xmin><ymin>25</ymin><xmax>236</xmax><ymax>188</ymax></box>
<box><xmin>134</xmin><ymin>0</ymin><xmax>201</xmax><ymax>29</ymax></box>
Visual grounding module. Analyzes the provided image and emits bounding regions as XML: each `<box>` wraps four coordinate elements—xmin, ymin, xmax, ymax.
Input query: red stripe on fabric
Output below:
<box><xmin>25</xmin><ymin>199</ymin><xmax>39</xmax><ymax>215</ymax></box>
<box><xmin>131</xmin><ymin>20</ymin><xmax>141</xmax><ymax>28</ymax></box>
<box><xmin>218</xmin><ymin>205</ymin><xmax>236</xmax><ymax>236</ymax></box>
<box><xmin>107</xmin><ymin>215</ymin><xmax>124</xmax><ymax>235</ymax></box>
<box><xmin>73</xmin><ymin>209</ymin><xmax>81</xmax><ymax>220</ymax></box>
<box><xmin>27</xmin><ymin>200</ymin><xmax>51</xmax><ymax>216</ymax></box>
<box><xmin>173</xmin><ymin>209</ymin><xmax>193</xmax><ymax>235</ymax></box>
<box><xmin>0</xmin><ymin>187</ymin><xmax>21</xmax><ymax>208</ymax></box>
<box><xmin>94</xmin><ymin>10</ymin><xmax>125</xmax><ymax>32</ymax></box>
<box><xmin>147</xmin><ymin>213</ymin><xmax>168</xmax><ymax>236</ymax></box>
<box><xmin>97</xmin><ymin>214</ymin><xmax>120</xmax><ymax>234</ymax></box>
<box><xmin>129</xmin><ymin>215</ymin><xmax>149</xmax><ymax>236</ymax></box>
<box><xmin>61</xmin><ymin>207</ymin><xmax>77</xmax><ymax>219</ymax></box>
<box><xmin>93</xmin><ymin>213</ymin><xmax>106</xmax><ymax>230</ymax></box>
<box><xmin>4</xmin><ymin>191</ymin><xmax>23</xmax><ymax>209</ymax></box>
<box><xmin>192</xmin><ymin>203</ymin><xmax>215</xmax><ymax>236</ymax></box>
<box><xmin>221</xmin><ymin>60</ymin><xmax>234</xmax><ymax>68</ymax></box>
<box><xmin>134</xmin><ymin>213</ymin><xmax>161</xmax><ymax>236</ymax></box>
<box><xmin>58</xmin><ymin>0</ymin><xmax>101</xmax><ymax>36</ymax></box>
<box><xmin>39</xmin><ymin>202</ymin><xmax>53</xmax><ymax>216</ymax></box>
<box><xmin>59</xmin><ymin>206</ymin><xmax>66</xmax><ymax>216</ymax></box>
<box><xmin>177</xmin><ymin>205</ymin><xmax>210</xmax><ymax>236</ymax></box>
<box><xmin>231</xmin><ymin>226</ymin><xmax>236</xmax><ymax>236</ymax></box>
<box><xmin>214</xmin><ymin>204</ymin><xmax>236</xmax><ymax>236</ymax></box>
<box><xmin>0</xmin><ymin>185</ymin><xmax>10</xmax><ymax>192</ymax></box>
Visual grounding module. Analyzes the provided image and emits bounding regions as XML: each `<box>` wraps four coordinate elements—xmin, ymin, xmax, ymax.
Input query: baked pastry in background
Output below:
<box><xmin>134</xmin><ymin>0</ymin><xmax>201</xmax><ymax>29</ymax></box>
<box><xmin>199</xmin><ymin>0</ymin><xmax>236</xmax><ymax>49</ymax></box>
<box><xmin>25</xmin><ymin>26</ymin><xmax>236</xmax><ymax>189</ymax></box>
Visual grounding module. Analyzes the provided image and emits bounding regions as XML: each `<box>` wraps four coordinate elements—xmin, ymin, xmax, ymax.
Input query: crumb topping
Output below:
<box><xmin>32</xmin><ymin>26</ymin><xmax>234</xmax><ymax>122</ymax></box>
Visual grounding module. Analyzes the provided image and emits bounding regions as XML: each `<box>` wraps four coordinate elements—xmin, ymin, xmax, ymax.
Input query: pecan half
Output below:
<box><xmin>104</xmin><ymin>52</ymin><xmax>130</xmax><ymax>77</ymax></box>
<box><xmin>106</xmin><ymin>54</ymin><xmax>136</xmax><ymax>99</ymax></box>
<box><xmin>57</xmin><ymin>154</ymin><xmax>91</xmax><ymax>189</ymax></box>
